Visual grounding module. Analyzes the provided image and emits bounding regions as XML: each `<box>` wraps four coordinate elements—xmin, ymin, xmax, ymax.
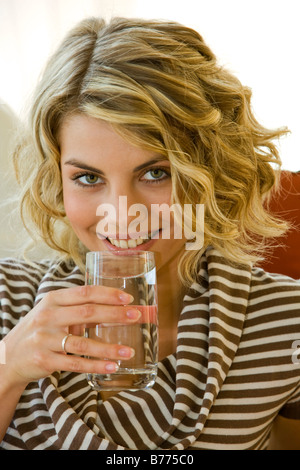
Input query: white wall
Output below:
<box><xmin>1</xmin><ymin>0</ymin><xmax>299</xmax><ymax>172</ymax></box>
<box><xmin>135</xmin><ymin>0</ymin><xmax>299</xmax><ymax>171</ymax></box>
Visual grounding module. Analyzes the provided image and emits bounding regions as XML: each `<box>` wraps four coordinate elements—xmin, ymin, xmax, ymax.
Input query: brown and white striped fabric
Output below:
<box><xmin>1</xmin><ymin>247</ymin><xmax>300</xmax><ymax>450</ymax></box>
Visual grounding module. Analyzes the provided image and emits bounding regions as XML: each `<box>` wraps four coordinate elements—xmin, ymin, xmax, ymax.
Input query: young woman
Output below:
<box><xmin>1</xmin><ymin>17</ymin><xmax>300</xmax><ymax>450</ymax></box>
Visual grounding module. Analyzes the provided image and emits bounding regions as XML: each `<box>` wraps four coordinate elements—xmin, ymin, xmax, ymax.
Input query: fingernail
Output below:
<box><xmin>119</xmin><ymin>292</ymin><xmax>134</xmax><ymax>304</ymax></box>
<box><xmin>105</xmin><ymin>362</ymin><xmax>119</xmax><ymax>372</ymax></box>
<box><xmin>118</xmin><ymin>347</ymin><xmax>135</xmax><ymax>358</ymax></box>
<box><xmin>126</xmin><ymin>308</ymin><xmax>141</xmax><ymax>320</ymax></box>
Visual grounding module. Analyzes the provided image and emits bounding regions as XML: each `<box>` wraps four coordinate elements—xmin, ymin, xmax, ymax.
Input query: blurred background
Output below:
<box><xmin>0</xmin><ymin>0</ymin><xmax>299</xmax><ymax>258</ymax></box>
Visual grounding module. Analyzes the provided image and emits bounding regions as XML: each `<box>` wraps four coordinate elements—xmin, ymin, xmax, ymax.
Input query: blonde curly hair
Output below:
<box><xmin>14</xmin><ymin>17</ymin><xmax>289</xmax><ymax>285</ymax></box>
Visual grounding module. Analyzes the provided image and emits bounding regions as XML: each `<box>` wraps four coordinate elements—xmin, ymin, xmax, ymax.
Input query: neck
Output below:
<box><xmin>155</xmin><ymin>250</ymin><xmax>187</xmax><ymax>359</ymax></box>
<box><xmin>156</xmin><ymin>251</ymin><xmax>186</xmax><ymax>325</ymax></box>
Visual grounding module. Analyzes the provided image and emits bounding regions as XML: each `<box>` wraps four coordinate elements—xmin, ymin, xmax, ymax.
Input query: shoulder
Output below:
<box><xmin>0</xmin><ymin>256</ymin><xmax>84</xmax><ymax>305</ymax></box>
<box><xmin>0</xmin><ymin>257</ymin><xmax>84</xmax><ymax>333</ymax></box>
<box><xmin>250</xmin><ymin>267</ymin><xmax>300</xmax><ymax>297</ymax></box>
<box><xmin>0</xmin><ymin>257</ymin><xmax>52</xmax><ymax>288</ymax></box>
<box><xmin>248</xmin><ymin>267</ymin><xmax>300</xmax><ymax>320</ymax></box>
<box><xmin>0</xmin><ymin>258</ymin><xmax>53</xmax><ymax>333</ymax></box>
<box><xmin>0</xmin><ymin>257</ymin><xmax>82</xmax><ymax>279</ymax></box>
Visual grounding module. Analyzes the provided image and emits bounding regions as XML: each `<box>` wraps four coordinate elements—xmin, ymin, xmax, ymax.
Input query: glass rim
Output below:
<box><xmin>86</xmin><ymin>250</ymin><xmax>155</xmax><ymax>258</ymax></box>
<box><xmin>85</xmin><ymin>250</ymin><xmax>156</xmax><ymax>278</ymax></box>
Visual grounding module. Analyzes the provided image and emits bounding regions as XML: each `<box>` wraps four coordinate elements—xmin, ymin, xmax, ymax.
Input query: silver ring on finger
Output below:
<box><xmin>61</xmin><ymin>333</ymin><xmax>72</xmax><ymax>354</ymax></box>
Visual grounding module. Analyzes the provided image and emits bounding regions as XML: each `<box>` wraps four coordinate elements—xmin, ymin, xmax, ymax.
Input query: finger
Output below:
<box><xmin>61</xmin><ymin>334</ymin><xmax>135</xmax><ymax>361</ymax></box>
<box><xmin>45</xmin><ymin>285</ymin><xmax>134</xmax><ymax>307</ymax></box>
<box><xmin>61</xmin><ymin>355</ymin><xmax>120</xmax><ymax>375</ymax></box>
<box><xmin>47</xmin><ymin>305</ymin><xmax>142</xmax><ymax>328</ymax></box>
<box><xmin>35</xmin><ymin>350</ymin><xmax>120</xmax><ymax>376</ymax></box>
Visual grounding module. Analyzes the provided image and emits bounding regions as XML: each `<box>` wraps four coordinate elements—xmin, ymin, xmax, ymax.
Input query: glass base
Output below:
<box><xmin>86</xmin><ymin>366</ymin><xmax>157</xmax><ymax>391</ymax></box>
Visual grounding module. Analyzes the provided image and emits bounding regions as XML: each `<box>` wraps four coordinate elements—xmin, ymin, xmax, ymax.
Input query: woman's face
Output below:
<box><xmin>60</xmin><ymin>114</ymin><xmax>186</xmax><ymax>273</ymax></box>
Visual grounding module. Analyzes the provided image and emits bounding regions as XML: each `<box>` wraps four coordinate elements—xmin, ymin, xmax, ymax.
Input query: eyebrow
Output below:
<box><xmin>64</xmin><ymin>157</ymin><xmax>168</xmax><ymax>174</ymax></box>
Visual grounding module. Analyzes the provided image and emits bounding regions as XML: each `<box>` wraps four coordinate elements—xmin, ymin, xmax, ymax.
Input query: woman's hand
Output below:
<box><xmin>2</xmin><ymin>284</ymin><xmax>140</xmax><ymax>388</ymax></box>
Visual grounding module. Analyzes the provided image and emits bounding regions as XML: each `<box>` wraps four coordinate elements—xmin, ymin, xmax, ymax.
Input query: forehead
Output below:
<box><xmin>59</xmin><ymin>114</ymin><xmax>166</xmax><ymax>168</ymax></box>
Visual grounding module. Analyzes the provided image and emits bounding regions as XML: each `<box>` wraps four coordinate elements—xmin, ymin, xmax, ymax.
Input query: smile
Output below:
<box><xmin>98</xmin><ymin>229</ymin><xmax>161</xmax><ymax>249</ymax></box>
<box><xmin>107</xmin><ymin>236</ymin><xmax>149</xmax><ymax>248</ymax></box>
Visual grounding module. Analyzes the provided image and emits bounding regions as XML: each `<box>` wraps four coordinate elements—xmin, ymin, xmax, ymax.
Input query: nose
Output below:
<box><xmin>96</xmin><ymin>185</ymin><xmax>149</xmax><ymax>239</ymax></box>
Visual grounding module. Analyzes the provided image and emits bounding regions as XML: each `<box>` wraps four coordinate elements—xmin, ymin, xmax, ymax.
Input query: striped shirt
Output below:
<box><xmin>1</xmin><ymin>247</ymin><xmax>300</xmax><ymax>450</ymax></box>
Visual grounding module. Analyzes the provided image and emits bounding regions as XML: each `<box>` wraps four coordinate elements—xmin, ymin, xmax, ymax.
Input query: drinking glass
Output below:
<box><xmin>85</xmin><ymin>250</ymin><xmax>158</xmax><ymax>391</ymax></box>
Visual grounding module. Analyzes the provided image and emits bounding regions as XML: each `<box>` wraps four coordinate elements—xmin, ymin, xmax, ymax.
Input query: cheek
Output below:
<box><xmin>63</xmin><ymin>192</ymin><xmax>95</xmax><ymax>229</ymax></box>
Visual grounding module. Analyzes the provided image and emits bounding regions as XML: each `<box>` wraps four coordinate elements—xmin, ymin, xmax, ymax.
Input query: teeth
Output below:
<box><xmin>108</xmin><ymin>236</ymin><xmax>149</xmax><ymax>248</ymax></box>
